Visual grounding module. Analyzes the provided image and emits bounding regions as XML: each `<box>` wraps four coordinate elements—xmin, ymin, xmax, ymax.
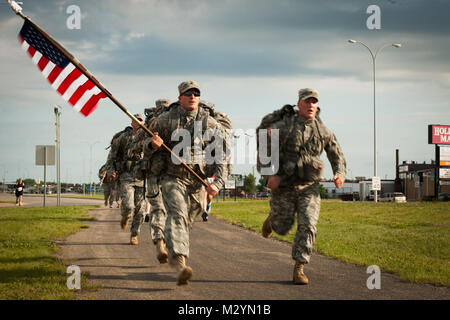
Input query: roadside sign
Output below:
<box><xmin>440</xmin><ymin>168</ymin><xmax>450</xmax><ymax>179</ymax></box>
<box><xmin>371</xmin><ymin>177</ymin><xmax>381</xmax><ymax>191</ymax></box>
<box><xmin>35</xmin><ymin>145</ymin><xmax>55</xmax><ymax>166</ymax></box>
<box><xmin>224</xmin><ymin>179</ymin><xmax>236</xmax><ymax>189</ymax></box>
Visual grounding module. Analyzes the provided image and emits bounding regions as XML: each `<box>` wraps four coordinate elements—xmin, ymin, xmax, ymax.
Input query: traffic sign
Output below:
<box><xmin>371</xmin><ymin>176</ymin><xmax>381</xmax><ymax>190</ymax></box>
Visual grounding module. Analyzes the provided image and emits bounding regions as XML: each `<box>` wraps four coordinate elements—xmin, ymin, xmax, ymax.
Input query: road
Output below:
<box><xmin>0</xmin><ymin>192</ymin><xmax>104</xmax><ymax>207</ymax></box>
<box><xmin>53</xmin><ymin>205</ymin><xmax>449</xmax><ymax>300</ymax></box>
<box><xmin>1</xmin><ymin>192</ymin><xmax>448</xmax><ymax>300</ymax></box>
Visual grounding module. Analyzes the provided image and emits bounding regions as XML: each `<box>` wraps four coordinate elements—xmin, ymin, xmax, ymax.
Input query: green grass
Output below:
<box><xmin>0</xmin><ymin>206</ymin><xmax>99</xmax><ymax>299</ymax></box>
<box><xmin>26</xmin><ymin>194</ymin><xmax>104</xmax><ymax>200</ymax></box>
<box><xmin>211</xmin><ymin>199</ymin><xmax>450</xmax><ymax>286</ymax></box>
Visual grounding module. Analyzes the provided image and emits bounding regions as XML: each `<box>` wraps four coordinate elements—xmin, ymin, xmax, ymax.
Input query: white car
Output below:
<box><xmin>380</xmin><ymin>192</ymin><xmax>407</xmax><ymax>203</ymax></box>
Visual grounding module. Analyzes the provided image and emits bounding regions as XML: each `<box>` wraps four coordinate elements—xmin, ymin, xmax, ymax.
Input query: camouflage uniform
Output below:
<box><xmin>98</xmin><ymin>164</ymin><xmax>114</xmax><ymax>207</ymax></box>
<box><xmin>257</xmin><ymin>89</ymin><xmax>346</xmax><ymax>265</ymax></box>
<box><xmin>141</xmin><ymin>99</ymin><xmax>172</xmax><ymax>244</ymax></box>
<box><xmin>145</xmin><ymin>85</ymin><xmax>229</xmax><ymax>260</ymax></box>
<box><xmin>105</xmin><ymin>123</ymin><xmax>146</xmax><ymax>237</ymax></box>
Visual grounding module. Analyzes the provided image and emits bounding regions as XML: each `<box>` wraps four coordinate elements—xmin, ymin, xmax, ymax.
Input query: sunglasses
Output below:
<box><xmin>182</xmin><ymin>89</ymin><xmax>200</xmax><ymax>97</ymax></box>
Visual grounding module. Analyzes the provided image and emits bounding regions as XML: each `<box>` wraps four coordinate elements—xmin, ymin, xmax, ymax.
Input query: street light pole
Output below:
<box><xmin>54</xmin><ymin>105</ymin><xmax>61</xmax><ymax>206</ymax></box>
<box><xmin>348</xmin><ymin>40</ymin><xmax>401</xmax><ymax>202</ymax></box>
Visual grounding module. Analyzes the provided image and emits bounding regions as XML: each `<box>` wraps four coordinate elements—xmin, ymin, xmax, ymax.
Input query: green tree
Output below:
<box><xmin>257</xmin><ymin>176</ymin><xmax>266</xmax><ymax>192</ymax></box>
<box><xmin>244</xmin><ymin>174</ymin><xmax>256</xmax><ymax>193</ymax></box>
<box><xmin>318</xmin><ymin>184</ymin><xmax>327</xmax><ymax>198</ymax></box>
<box><xmin>23</xmin><ymin>178</ymin><xmax>36</xmax><ymax>187</ymax></box>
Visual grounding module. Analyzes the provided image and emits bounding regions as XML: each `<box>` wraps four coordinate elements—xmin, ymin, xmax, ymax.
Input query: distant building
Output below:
<box><xmin>397</xmin><ymin>160</ymin><xmax>450</xmax><ymax>201</ymax></box>
<box><xmin>359</xmin><ymin>180</ymin><xmax>395</xmax><ymax>201</ymax></box>
<box><xmin>320</xmin><ymin>181</ymin><xmax>359</xmax><ymax>200</ymax></box>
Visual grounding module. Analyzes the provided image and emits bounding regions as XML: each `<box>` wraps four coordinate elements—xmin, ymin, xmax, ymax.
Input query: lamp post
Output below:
<box><xmin>54</xmin><ymin>105</ymin><xmax>61</xmax><ymax>206</ymax></box>
<box><xmin>348</xmin><ymin>40</ymin><xmax>401</xmax><ymax>202</ymax></box>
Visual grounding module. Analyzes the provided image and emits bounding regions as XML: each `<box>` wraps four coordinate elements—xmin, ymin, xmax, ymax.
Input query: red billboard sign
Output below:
<box><xmin>428</xmin><ymin>125</ymin><xmax>450</xmax><ymax>145</ymax></box>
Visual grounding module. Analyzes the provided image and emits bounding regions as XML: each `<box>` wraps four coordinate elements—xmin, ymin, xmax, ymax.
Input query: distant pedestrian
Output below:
<box><xmin>14</xmin><ymin>178</ymin><xmax>25</xmax><ymax>206</ymax></box>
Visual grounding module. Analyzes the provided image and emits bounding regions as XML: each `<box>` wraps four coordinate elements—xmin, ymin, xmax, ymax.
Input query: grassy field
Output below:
<box><xmin>26</xmin><ymin>193</ymin><xmax>104</xmax><ymax>200</ymax></box>
<box><xmin>211</xmin><ymin>199</ymin><xmax>450</xmax><ymax>286</ymax></box>
<box><xmin>0</xmin><ymin>206</ymin><xmax>99</xmax><ymax>299</ymax></box>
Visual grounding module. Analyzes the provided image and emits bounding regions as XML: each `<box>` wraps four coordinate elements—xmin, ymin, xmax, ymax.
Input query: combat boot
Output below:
<box><xmin>120</xmin><ymin>216</ymin><xmax>130</xmax><ymax>229</ymax></box>
<box><xmin>262</xmin><ymin>216</ymin><xmax>273</xmax><ymax>238</ymax></box>
<box><xmin>155</xmin><ymin>239</ymin><xmax>169</xmax><ymax>264</ymax></box>
<box><xmin>130</xmin><ymin>235</ymin><xmax>138</xmax><ymax>245</ymax></box>
<box><xmin>293</xmin><ymin>261</ymin><xmax>309</xmax><ymax>285</ymax></box>
<box><xmin>169</xmin><ymin>254</ymin><xmax>193</xmax><ymax>285</ymax></box>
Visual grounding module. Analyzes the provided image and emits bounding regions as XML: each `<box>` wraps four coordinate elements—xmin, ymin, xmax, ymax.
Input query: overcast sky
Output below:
<box><xmin>0</xmin><ymin>0</ymin><xmax>449</xmax><ymax>184</ymax></box>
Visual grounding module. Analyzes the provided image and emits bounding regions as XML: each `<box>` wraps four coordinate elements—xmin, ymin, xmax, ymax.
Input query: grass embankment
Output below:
<box><xmin>211</xmin><ymin>200</ymin><xmax>450</xmax><ymax>286</ymax></box>
<box><xmin>0</xmin><ymin>206</ymin><xmax>99</xmax><ymax>299</ymax></box>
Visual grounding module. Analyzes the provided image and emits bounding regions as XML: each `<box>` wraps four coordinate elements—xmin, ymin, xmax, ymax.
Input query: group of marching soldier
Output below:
<box><xmin>98</xmin><ymin>80</ymin><xmax>347</xmax><ymax>286</ymax></box>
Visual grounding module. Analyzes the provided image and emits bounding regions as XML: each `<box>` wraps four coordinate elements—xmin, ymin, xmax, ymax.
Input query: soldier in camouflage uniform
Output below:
<box><xmin>257</xmin><ymin>88</ymin><xmax>346</xmax><ymax>285</ymax></box>
<box><xmin>145</xmin><ymin>80</ymin><xmax>230</xmax><ymax>285</ymax></box>
<box><xmin>140</xmin><ymin>98</ymin><xmax>172</xmax><ymax>264</ymax></box>
<box><xmin>105</xmin><ymin>114</ymin><xmax>147</xmax><ymax>246</ymax></box>
<box><xmin>98</xmin><ymin>164</ymin><xmax>114</xmax><ymax>207</ymax></box>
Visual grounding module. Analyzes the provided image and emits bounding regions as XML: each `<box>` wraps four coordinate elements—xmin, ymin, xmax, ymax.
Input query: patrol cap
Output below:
<box><xmin>155</xmin><ymin>98</ymin><xmax>172</xmax><ymax>109</ymax></box>
<box><xmin>298</xmin><ymin>88</ymin><xmax>319</xmax><ymax>101</ymax></box>
<box><xmin>178</xmin><ymin>80</ymin><xmax>200</xmax><ymax>95</ymax></box>
<box><xmin>134</xmin><ymin>113</ymin><xmax>145</xmax><ymax>121</ymax></box>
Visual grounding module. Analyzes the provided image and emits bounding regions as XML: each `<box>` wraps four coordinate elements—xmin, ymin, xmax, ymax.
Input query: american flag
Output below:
<box><xmin>18</xmin><ymin>20</ymin><xmax>106</xmax><ymax>116</ymax></box>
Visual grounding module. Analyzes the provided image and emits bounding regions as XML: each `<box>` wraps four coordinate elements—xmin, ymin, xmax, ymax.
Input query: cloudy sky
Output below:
<box><xmin>0</xmin><ymin>0</ymin><xmax>449</xmax><ymax>184</ymax></box>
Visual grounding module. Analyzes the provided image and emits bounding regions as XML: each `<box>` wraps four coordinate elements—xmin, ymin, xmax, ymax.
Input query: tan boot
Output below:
<box><xmin>130</xmin><ymin>235</ymin><xmax>138</xmax><ymax>245</ymax></box>
<box><xmin>262</xmin><ymin>216</ymin><xmax>273</xmax><ymax>238</ymax></box>
<box><xmin>156</xmin><ymin>239</ymin><xmax>169</xmax><ymax>264</ymax></box>
<box><xmin>120</xmin><ymin>216</ymin><xmax>129</xmax><ymax>229</ymax></box>
<box><xmin>293</xmin><ymin>261</ymin><xmax>309</xmax><ymax>285</ymax></box>
<box><xmin>170</xmin><ymin>254</ymin><xmax>193</xmax><ymax>285</ymax></box>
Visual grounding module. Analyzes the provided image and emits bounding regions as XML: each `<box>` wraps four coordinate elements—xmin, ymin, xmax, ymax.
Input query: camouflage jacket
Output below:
<box><xmin>143</xmin><ymin>103</ymin><xmax>230</xmax><ymax>190</ymax></box>
<box><xmin>98</xmin><ymin>164</ymin><xmax>113</xmax><ymax>184</ymax></box>
<box><xmin>105</xmin><ymin>126</ymin><xmax>145</xmax><ymax>184</ymax></box>
<box><xmin>257</xmin><ymin>107</ymin><xmax>346</xmax><ymax>187</ymax></box>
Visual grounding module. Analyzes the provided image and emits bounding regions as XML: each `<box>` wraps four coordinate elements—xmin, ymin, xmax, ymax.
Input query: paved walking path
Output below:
<box><xmin>56</xmin><ymin>206</ymin><xmax>449</xmax><ymax>300</ymax></box>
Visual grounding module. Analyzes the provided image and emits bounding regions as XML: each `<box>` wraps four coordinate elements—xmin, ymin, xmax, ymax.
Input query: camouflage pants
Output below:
<box><xmin>146</xmin><ymin>175</ymin><xmax>167</xmax><ymax>244</ymax></box>
<box><xmin>269</xmin><ymin>182</ymin><xmax>321</xmax><ymax>264</ymax></box>
<box><xmin>120</xmin><ymin>180</ymin><xmax>146</xmax><ymax>237</ymax></box>
<box><xmin>160</xmin><ymin>176</ymin><xmax>205</xmax><ymax>258</ymax></box>
<box><xmin>103</xmin><ymin>183</ymin><xmax>114</xmax><ymax>206</ymax></box>
<box><xmin>111</xmin><ymin>180</ymin><xmax>120</xmax><ymax>202</ymax></box>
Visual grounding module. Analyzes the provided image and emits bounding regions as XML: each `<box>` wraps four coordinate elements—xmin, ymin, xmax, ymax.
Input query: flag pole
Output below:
<box><xmin>8</xmin><ymin>1</ymin><xmax>209</xmax><ymax>188</ymax></box>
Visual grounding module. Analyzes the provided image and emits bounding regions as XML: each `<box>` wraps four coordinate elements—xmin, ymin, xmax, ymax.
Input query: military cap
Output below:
<box><xmin>134</xmin><ymin>113</ymin><xmax>145</xmax><ymax>121</ymax></box>
<box><xmin>178</xmin><ymin>80</ymin><xmax>200</xmax><ymax>95</ymax></box>
<box><xmin>298</xmin><ymin>88</ymin><xmax>319</xmax><ymax>101</ymax></box>
<box><xmin>155</xmin><ymin>99</ymin><xmax>172</xmax><ymax>109</ymax></box>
